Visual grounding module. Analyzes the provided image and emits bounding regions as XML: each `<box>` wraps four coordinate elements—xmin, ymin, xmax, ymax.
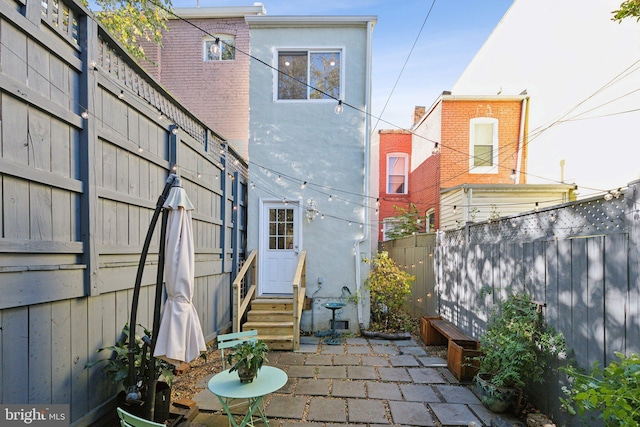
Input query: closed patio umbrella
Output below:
<box><xmin>153</xmin><ymin>177</ymin><xmax>206</xmax><ymax>365</ymax></box>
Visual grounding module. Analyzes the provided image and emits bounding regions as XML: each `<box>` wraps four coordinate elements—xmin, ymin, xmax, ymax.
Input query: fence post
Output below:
<box><xmin>627</xmin><ymin>179</ymin><xmax>640</xmax><ymax>354</ymax></box>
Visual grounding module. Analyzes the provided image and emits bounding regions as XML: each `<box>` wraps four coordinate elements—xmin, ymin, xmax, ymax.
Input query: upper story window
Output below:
<box><xmin>425</xmin><ymin>208</ymin><xmax>435</xmax><ymax>232</ymax></box>
<box><xmin>277</xmin><ymin>50</ymin><xmax>341</xmax><ymax>100</ymax></box>
<box><xmin>387</xmin><ymin>154</ymin><xmax>408</xmax><ymax>194</ymax></box>
<box><xmin>469</xmin><ymin>117</ymin><xmax>498</xmax><ymax>173</ymax></box>
<box><xmin>204</xmin><ymin>35</ymin><xmax>235</xmax><ymax>61</ymax></box>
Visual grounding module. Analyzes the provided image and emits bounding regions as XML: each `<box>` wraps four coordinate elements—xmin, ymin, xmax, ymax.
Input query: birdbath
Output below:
<box><xmin>320</xmin><ymin>302</ymin><xmax>346</xmax><ymax>345</ymax></box>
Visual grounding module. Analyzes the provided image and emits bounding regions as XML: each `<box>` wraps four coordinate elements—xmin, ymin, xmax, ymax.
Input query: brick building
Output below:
<box><xmin>380</xmin><ymin>93</ymin><xmax>576</xmax><ymax>235</ymax></box>
<box><xmin>140</xmin><ymin>5</ymin><xmax>265</xmax><ymax>158</ymax></box>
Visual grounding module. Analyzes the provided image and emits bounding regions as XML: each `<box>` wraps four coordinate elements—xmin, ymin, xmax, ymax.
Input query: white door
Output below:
<box><xmin>259</xmin><ymin>201</ymin><xmax>300</xmax><ymax>295</ymax></box>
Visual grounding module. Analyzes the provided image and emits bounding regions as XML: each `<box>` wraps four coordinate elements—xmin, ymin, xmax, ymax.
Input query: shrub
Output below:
<box><xmin>560</xmin><ymin>352</ymin><xmax>640</xmax><ymax>426</ymax></box>
<box><xmin>363</xmin><ymin>251</ymin><xmax>415</xmax><ymax>332</ymax></box>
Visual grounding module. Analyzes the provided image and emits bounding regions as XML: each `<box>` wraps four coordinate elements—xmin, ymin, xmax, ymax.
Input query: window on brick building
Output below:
<box><xmin>204</xmin><ymin>35</ymin><xmax>235</xmax><ymax>61</ymax></box>
<box><xmin>382</xmin><ymin>218</ymin><xmax>401</xmax><ymax>241</ymax></box>
<box><xmin>469</xmin><ymin>117</ymin><xmax>498</xmax><ymax>173</ymax></box>
<box><xmin>387</xmin><ymin>154</ymin><xmax>408</xmax><ymax>194</ymax></box>
<box><xmin>425</xmin><ymin>208</ymin><xmax>435</xmax><ymax>232</ymax></box>
<box><xmin>276</xmin><ymin>50</ymin><xmax>341</xmax><ymax>100</ymax></box>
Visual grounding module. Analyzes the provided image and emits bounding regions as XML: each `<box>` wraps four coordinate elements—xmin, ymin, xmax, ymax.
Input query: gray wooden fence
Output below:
<box><xmin>431</xmin><ymin>180</ymin><xmax>640</xmax><ymax>426</ymax></box>
<box><xmin>0</xmin><ymin>0</ymin><xmax>247</xmax><ymax>424</ymax></box>
<box><xmin>379</xmin><ymin>233</ymin><xmax>438</xmax><ymax>317</ymax></box>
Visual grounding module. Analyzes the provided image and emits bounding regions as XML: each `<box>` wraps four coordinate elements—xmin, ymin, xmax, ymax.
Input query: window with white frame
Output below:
<box><xmin>204</xmin><ymin>34</ymin><xmax>235</xmax><ymax>61</ymax></box>
<box><xmin>469</xmin><ymin>117</ymin><xmax>498</xmax><ymax>173</ymax></box>
<box><xmin>387</xmin><ymin>154</ymin><xmax>408</xmax><ymax>194</ymax></box>
<box><xmin>277</xmin><ymin>50</ymin><xmax>341</xmax><ymax>100</ymax></box>
<box><xmin>425</xmin><ymin>208</ymin><xmax>435</xmax><ymax>232</ymax></box>
<box><xmin>382</xmin><ymin>218</ymin><xmax>402</xmax><ymax>241</ymax></box>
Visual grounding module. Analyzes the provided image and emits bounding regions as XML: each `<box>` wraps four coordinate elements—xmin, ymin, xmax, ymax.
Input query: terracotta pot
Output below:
<box><xmin>474</xmin><ymin>373</ymin><xmax>517</xmax><ymax>413</ymax></box>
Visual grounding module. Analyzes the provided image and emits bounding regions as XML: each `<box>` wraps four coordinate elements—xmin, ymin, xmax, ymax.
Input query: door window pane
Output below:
<box><xmin>268</xmin><ymin>208</ymin><xmax>295</xmax><ymax>250</ymax></box>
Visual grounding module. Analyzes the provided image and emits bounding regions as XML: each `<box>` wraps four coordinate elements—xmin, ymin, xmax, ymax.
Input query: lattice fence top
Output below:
<box><xmin>441</xmin><ymin>190</ymin><xmax>633</xmax><ymax>245</ymax></box>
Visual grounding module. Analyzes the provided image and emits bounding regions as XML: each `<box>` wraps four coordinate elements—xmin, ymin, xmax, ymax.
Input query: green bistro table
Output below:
<box><xmin>207</xmin><ymin>365</ymin><xmax>288</xmax><ymax>427</ymax></box>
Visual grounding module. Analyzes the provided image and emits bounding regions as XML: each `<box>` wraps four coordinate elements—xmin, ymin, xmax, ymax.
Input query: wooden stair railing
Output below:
<box><xmin>292</xmin><ymin>250</ymin><xmax>307</xmax><ymax>351</ymax></box>
<box><xmin>232</xmin><ymin>249</ymin><xmax>258</xmax><ymax>333</ymax></box>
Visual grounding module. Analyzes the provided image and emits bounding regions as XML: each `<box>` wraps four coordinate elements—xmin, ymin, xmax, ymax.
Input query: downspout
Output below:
<box><xmin>355</xmin><ymin>19</ymin><xmax>374</xmax><ymax>332</ymax></box>
<box><xmin>514</xmin><ymin>96</ymin><xmax>528</xmax><ymax>184</ymax></box>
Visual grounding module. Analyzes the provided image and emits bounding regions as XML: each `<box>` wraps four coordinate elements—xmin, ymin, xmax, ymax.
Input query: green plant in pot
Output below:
<box><xmin>475</xmin><ymin>293</ymin><xmax>565</xmax><ymax>413</ymax></box>
<box><xmin>85</xmin><ymin>324</ymin><xmax>175</xmax><ymax>421</ymax></box>
<box><xmin>226</xmin><ymin>339</ymin><xmax>269</xmax><ymax>383</ymax></box>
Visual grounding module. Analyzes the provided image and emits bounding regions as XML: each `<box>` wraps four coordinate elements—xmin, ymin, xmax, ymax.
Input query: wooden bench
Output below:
<box><xmin>420</xmin><ymin>316</ymin><xmax>481</xmax><ymax>381</ymax></box>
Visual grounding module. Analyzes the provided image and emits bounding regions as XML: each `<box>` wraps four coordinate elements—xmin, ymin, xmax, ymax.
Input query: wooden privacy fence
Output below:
<box><xmin>379</xmin><ymin>233</ymin><xmax>438</xmax><ymax>317</ymax></box>
<box><xmin>0</xmin><ymin>0</ymin><xmax>247</xmax><ymax>424</ymax></box>
<box><xmin>430</xmin><ymin>179</ymin><xmax>640</xmax><ymax>427</ymax></box>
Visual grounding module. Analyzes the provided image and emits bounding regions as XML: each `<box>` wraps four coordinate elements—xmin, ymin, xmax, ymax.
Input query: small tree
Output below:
<box><xmin>612</xmin><ymin>0</ymin><xmax>640</xmax><ymax>22</ymax></box>
<box><xmin>386</xmin><ymin>203</ymin><xmax>424</xmax><ymax>239</ymax></box>
<box><xmin>363</xmin><ymin>251</ymin><xmax>415</xmax><ymax>332</ymax></box>
<box><xmin>83</xmin><ymin>0</ymin><xmax>172</xmax><ymax>61</ymax></box>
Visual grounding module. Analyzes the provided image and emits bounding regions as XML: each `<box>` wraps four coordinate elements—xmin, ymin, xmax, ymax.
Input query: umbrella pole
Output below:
<box><xmin>144</xmin><ymin>207</ymin><xmax>169</xmax><ymax>421</ymax></box>
<box><xmin>127</xmin><ymin>174</ymin><xmax>176</xmax><ymax>405</ymax></box>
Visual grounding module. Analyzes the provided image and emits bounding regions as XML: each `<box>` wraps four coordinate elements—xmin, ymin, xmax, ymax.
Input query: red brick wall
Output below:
<box><xmin>378</xmin><ymin>130</ymin><xmax>412</xmax><ymax>240</ymax></box>
<box><xmin>440</xmin><ymin>100</ymin><xmax>525</xmax><ymax>187</ymax></box>
<box><xmin>140</xmin><ymin>17</ymin><xmax>251</xmax><ymax>155</ymax></box>
<box><xmin>409</xmin><ymin>155</ymin><xmax>440</xmax><ymax>230</ymax></box>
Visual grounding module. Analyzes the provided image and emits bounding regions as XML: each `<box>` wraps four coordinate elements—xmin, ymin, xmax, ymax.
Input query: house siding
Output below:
<box><xmin>246</xmin><ymin>17</ymin><xmax>375</xmax><ymax>332</ymax></box>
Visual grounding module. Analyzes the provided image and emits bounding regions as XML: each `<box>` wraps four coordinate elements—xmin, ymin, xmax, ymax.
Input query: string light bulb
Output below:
<box><xmin>81</xmin><ymin>110</ymin><xmax>89</xmax><ymax>119</ymax></box>
<box><xmin>171</xmin><ymin>127</ymin><xmax>179</xmax><ymax>135</ymax></box>
<box><xmin>432</xmin><ymin>142</ymin><xmax>440</xmax><ymax>155</ymax></box>
<box><xmin>510</xmin><ymin>169</ymin><xmax>517</xmax><ymax>182</ymax></box>
<box><xmin>209</xmin><ymin>37</ymin><xmax>221</xmax><ymax>56</ymax></box>
<box><xmin>118</xmin><ymin>90</ymin><xmax>125</xmax><ymax>99</ymax></box>
<box><xmin>535</xmin><ymin>202</ymin><xmax>539</xmax><ymax>212</ymax></box>
<box><xmin>334</xmin><ymin>100</ymin><xmax>344</xmax><ymax>115</ymax></box>
<box><xmin>300</xmin><ymin>181</ymin><xmax>307</xmax><ymax>189</ymax></box>
<box><xmin>453</xmin><ymin>205</ymin><xmax>457</xmax><ymax>214</ymax></box>
<box><xmin>328</xmin><ymin>195</ymin><xmax>333</xmax><ymax>202</ymax></box>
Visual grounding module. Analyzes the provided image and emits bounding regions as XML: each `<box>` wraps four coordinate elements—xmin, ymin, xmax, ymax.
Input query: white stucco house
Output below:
<box><xmin>244</xmin><ymin>15</ymin><xmax>377</xmax><ymax>336</ymax></box>
<box><xmin>451</xmin><ymin>0</ymin><xmax>640</xmax><ymax>198</ymax></box>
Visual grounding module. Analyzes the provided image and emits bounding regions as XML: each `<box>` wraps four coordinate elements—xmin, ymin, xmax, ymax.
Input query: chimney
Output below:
<box><xmin>413</xmin><ymin>106</ymin><xmax>426</xmax><ymax>125</ymax></box>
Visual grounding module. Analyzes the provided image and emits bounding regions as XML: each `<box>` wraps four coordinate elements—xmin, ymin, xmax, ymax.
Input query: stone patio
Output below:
<box><xmin>189</xmin><ymin>336</ymin><xmax>521</xmax><ymax>426</ymax></box>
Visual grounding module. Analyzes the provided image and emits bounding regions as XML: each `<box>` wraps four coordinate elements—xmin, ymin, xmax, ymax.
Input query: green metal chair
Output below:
<box><xmin>116</xmin><ymin>407</ymin><xmax>165</xmax><ymax>427</ymax></box>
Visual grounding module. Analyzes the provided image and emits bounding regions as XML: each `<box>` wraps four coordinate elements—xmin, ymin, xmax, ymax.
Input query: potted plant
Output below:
<box><xmin>226</xmin><ymin>339</ymin><xmax>269</xmax><ymax>383</ymax></box>
<box><xmin>85</xmin><ymin>323</ymin><xmax>175</xmax><ymax>422</ymax></box>
<box><xmin>475</xmin><ymin>293</ymin><xmax>565</xmax><ymax>413</ymax></box>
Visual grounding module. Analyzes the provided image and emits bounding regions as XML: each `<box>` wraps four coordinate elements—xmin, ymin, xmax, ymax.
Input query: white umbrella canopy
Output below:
<box><xmin>154</xmin><ymin>178</ymin><xmax>206</xmax><ymax>366</ymax></box>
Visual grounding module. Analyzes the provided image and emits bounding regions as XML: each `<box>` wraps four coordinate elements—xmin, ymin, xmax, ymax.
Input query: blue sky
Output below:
<box><xmin>170</xmin><ymin>0</ymin><xmax>515</xmax><ymax>129</ymax></box>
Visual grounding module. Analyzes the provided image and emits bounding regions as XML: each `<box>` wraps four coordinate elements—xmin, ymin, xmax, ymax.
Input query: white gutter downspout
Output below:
<box><xmin>355</xmin><ymin>19</ymin><xmax>374</xmax><ymax>331</ymax></box>
<box><xmin>514</xmin><ymin>96</ymin><xmax>528</xmax><ymax>184</ymax></box>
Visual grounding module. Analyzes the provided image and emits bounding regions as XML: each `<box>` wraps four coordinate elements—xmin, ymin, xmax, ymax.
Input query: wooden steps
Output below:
<box><xmin>243</xmin><ymin>298</ymin><xmax>294</xmax><ymax>351</ymax></box>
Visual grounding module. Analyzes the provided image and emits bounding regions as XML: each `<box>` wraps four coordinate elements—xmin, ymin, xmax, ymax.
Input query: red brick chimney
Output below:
<box><xmin>413</xmin><ymin>106</ymin><xmax>426</xmax><ymax>125</ymax></box>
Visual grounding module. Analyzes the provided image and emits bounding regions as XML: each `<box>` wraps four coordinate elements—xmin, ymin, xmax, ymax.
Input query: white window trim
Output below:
<box><xmin>425</xmin><ymin>208</ymin><xmax>435</xmax><ymax>232</ymax></box>
<box><xmin>203</xmin><ymin>34</ymin><xmax>236</xmax><ymax>62</ymax></box>
<box><xmin>382</xmin><ymin>218</ymin><xmax>402</xmax><ymax>241</ymax></box>
<box><xmin>273</xmin><ymin>47</ymin><xmax>345</xmax><ymax>102</ymax></box>
<box><xmin>386</xmin><ymin>153</ymin><xmax>409</xmax><ymax>195</ymax></box>
<box><xmin>469</xmin><ymin>117</ymin><xmax>499</xmax><ymax>174</ymax></box>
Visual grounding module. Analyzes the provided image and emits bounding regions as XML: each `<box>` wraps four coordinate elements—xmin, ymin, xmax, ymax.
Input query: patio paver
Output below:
<box><xmin>388</xmin><ymin>401</ymin><xmax>436</xmax><ymax>426</ymax></box>
<box><xmin>389</xmin><ymin>355</ymin><xmax>420</xmax><ymax>367</ymax></box>
<box><xmin>429</xmin><ymin>402</ymin><xmax>482</xmax><ymax>426</ymax></box>
<box><xmin>378</xmin><ymin>367</ymin><xmax>412</xmax><ymax>382</ymax></box>
<box><xmin>346</xmin><ymin>366</ymin><xmax>378</xmax><ymax>380</ymax></box>
<box><xmin>295</xmin><ymin>378</ymin><xmax>330</xmax><ymax>395</ymax></box>
<box><xmin>265</xmin><ymin>395</ymin><xmax>307</xmax><ymax>419</ymax></box>
<box><xmin>331</xmin><ymin>380</ymin><xmax>366</xmax><ymax>398</ymax></box>
<box><xmin>347</xmin><ymin>398</ymin><xmax>389</xmax><ymax>424</ymax></box>
<box><xmin>365</xmin><ymin>381</ymin><xmax>402</xmax><ymax>400</ymax></box>
<box><xmin>407</xmin><ymin>367</ymin><xmax>446</xmax><ymax>383</ymax></box>
<box><xmin>399</xmin><ymin>384</ymin><xmax>441</xmax><ymax>402</ymax></box>
<box><xmin>306</xmin><ymin>397</ymin><xmax>347</xmax><ymax>422</ymax></box>
<box><xmin>436</xmin><ymin>384</ymin><xmax>483</xmax><ymax>404</ymax></box>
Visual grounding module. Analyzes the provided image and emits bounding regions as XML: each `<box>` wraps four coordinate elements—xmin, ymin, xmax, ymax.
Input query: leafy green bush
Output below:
<box><xmin>560</xmin><ymin>352</ymin><xmax>640</xmax><ymax>426</ymax></box>
<box><xmin>85</xmin><ymin>323</ymin><xmax>174</xmax><ymax>388</ymax></box>
<box><xmin>477</xmin><ymin>293</ymin><xmax>566</xmax><ymax>390</ymax></box>
<box><xmin>363</xmin><ymin>251</ymin><xmax>415</xmax><ymax>332</ymax></box>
